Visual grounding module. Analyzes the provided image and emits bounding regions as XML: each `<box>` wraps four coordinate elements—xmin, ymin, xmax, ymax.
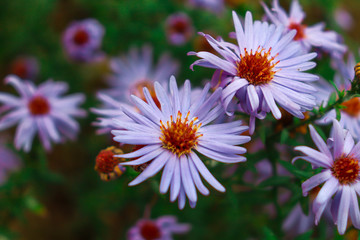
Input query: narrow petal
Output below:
<box><xmin>302</xmin><ymin>170</ymin><xmax>332</xmax><ymax>196</ymax></box>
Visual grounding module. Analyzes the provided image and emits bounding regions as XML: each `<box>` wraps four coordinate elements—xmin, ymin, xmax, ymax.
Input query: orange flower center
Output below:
<box><xmin>28</xmin><ymin>96</ymin><xmax>50</xmax><ymax>115</ymax></box>
<box><xmin>11</xmin><ymin>60</ymin><xmax>28</xmax><ymax>79</ymax></box>
<box><xmin>133</xmin><ymin>80</ymin><xmax>161</xmax><ymax>108</ymax></box>
<box><xmin>288</xmin><ymin>22</ymin><xmax>306</xmax><ymax>41</ymax></box>
<box><xmin>236</xmin><ymin>47</ymin><xmax>279</xmax><ymax>86</ymax></box>
<box><xmin>140</xmin><ymin>221</ymin><xmax>161</xmax><ymax>240</ymax></box>
<box><xmin>160</xmin><ymin>111</ymin><xmax>202</xmax><ymax>157</ymax></box>
<box><xmin>172</xmin><ymin>20</ymin><xmax>188</xmax><ymax>34</ymax></box>
<box><xmin>332</xmin><ymin>156</ymin><xmax>360</xmax><ymax>185</ymax></box>
<box><xmin>341</xmin><ymin>97</ymin><xmax>360</xmax><ymax>117</ymax></box>
<box><xmin>73</xmin><ymin>29</ymin><xmax>89</xmax><ymax>45</ymax></box>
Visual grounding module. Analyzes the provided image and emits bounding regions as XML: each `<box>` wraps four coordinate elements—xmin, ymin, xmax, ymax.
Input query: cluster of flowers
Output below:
<box><xmin>1</xmin><ymin>0</ymin><xmax>360</xmax><ymax>238</ymax></box>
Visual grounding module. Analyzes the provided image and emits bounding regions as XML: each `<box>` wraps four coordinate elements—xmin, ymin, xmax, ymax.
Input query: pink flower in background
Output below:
<box><xmin>127</xmin><ymin>215</ymin><xmax>190</xmax><ymax>240</ymax></box>
<box><xmin>188</xmin><ymin>0</ymin><xmax>224</xmax><ymax>15</ymax></box>
<box><xmin>9</xmin><ymin>56</ymin><xmax>39</xmax><ymax>80</ymax></box>
<box><xmin>294</xmin><ymin>121</ymin><xmax>360</xmax><ymax>235</ymax></box>
<box><xmin>0</xmin><ymin>141</ymin><xmax>21</xmax><ymax>185</ymax></box>
<box><xmin>62</xmin><ymin>18</ymin><xmax>105</xmax><ymax>62</ymax></box>
<box><xmin>262</xmin><ymin>0</ymin><xmax>347</xmax><ymax>55</ymax></box>
<box><xmin>0</xmin><ymin>75</ymin><xmax>86</xmax><ymax>152</ymax></box>
<box><xmin>165</xmin><ymin>13</ymin><xmax>194</xmax><ymax>46</ymax></box>
<box><xmin>334</xmin><ymin>8</ymin><xmax>353</xmax><ymax>31</ymax></box>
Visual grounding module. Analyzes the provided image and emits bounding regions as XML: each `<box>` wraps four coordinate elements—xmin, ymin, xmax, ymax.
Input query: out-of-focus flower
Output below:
<box><xmin>104</xmin><ymin>46</ymin><xmax>178</xmax><ymax>102</ymax></box>
<box><xmin>62</xmin><ymin>18</ymin><xmax>105</xmax><ymax>62</ymax></box>
<box><xmin>317</xmin><ymin>54</ymin><xmax>360</xmax><ymax>139</ymax></box>
<box><xmin>112</xmin><ymin>77</ymin><xmax>250</xmax><ymax>209</ymax></box>
<box><xmin>0</xmin><ymin>140</ymin><xmax>21</xmax><ymax>185</ymax></box>
<box><xmin>94</xmin><ymin>146</ymin><xmax>126</xmax><ymax>181</ymax></box>
<box><xmin>127</xmin><ymin>215</ymin><xmax>191</xmax><ymax>240</ymax></box>
<box><xmin>189</xmin><ymin>11</ymin><xmax>318</xmax><ymax>134</ymax></box>
<box><xmin>262</xmin><ymin>0</ymin><xmax>347</xmax><ymax>55</ymax></box>
<box><xmin>93</xmin><ymin>46</ymin><xmax>178</xmax><ymax>134</ymax></box>
<box><xmin>165</xmin><ymin>13</ymin><xmax>194</xmax><ymax>46</ymax></box>
<box><xmin>188</xmin><ymin>0</ymin><xmax>224</xmax><ymax>15</ymax></box>
<box><xmin>0</xmin><ymin>75</ymin><xmax>86</xmax><ymax>152</ymax></box>
<box><xmin>293</xmin><ymin>120</ymin><xmax>360</xmax><ymax>235</ymax></box>
<box><xmin>9</xmin><ymin>56</ymin><xmax>39</xmax><ymax>80</ymax></box>
<box><xmin>334</xmin><ymin>8</ymin><xmax>353</xmax><ymax>31</ymax></box>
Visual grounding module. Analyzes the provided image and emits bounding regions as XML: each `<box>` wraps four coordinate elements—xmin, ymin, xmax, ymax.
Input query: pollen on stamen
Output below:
<box><xmin>236</xmin><ymin>47</ymin><xmax>279</xmax><ymax>86</ymax></box>
<box><xmin>159</xmin><ymin>111</ymin><xmax>202</xmax><ymax>157</ymax></box>
<box><xmin>28</xmin><ymin>96</ymin><xmax>51</xmax><ymax>115</ymax></box>
<box><xmin>332</xmin><ymin>155</ymin><xmax>360</xmax><ymax>185</ymax></box>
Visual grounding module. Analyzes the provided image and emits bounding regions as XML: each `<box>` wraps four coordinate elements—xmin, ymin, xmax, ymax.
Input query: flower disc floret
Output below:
<box><xmin>28</xmin><ymin>96</ymin><xmax>50</xmax><ymax>115</ymax></box>
<box><xmin>341</xmin><ymin>97</ymin><xmax>360</xmax><ymax>117</ymax></box>
<box><xmin>236</xmin><ymin>47</ymin><xmax>279</xmax><ymax>86</ymax></box>
<box><xmin>139</xmin><ymin>221</ymin><xmax>162</xmax><ymax>240</ymax></box>
<box><xmin>160</xmin><ymin>111</ymin><xmax>202</xmax><ymax>157</ymax></box>
<box><xmin>332</xmin><ymin>156</ymin><xmax>360</xmax><ymax>185</ymax></box>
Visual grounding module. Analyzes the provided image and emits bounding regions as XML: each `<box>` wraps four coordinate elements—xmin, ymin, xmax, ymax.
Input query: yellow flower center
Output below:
<box><xmin>332</xmin><ymin>155</ymin><xmax>360</xmax><ymax>185</ymax></box>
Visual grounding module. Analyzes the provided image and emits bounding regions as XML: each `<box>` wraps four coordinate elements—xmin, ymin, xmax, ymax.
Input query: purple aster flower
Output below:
<box><xmin>165</xmin><ymin>13</ymin><xmax>194</xmax><ymax>46</ymax></box>
<box><xmin>189</xmin><ymin>11</ymin><xmax>318</xmax><ymax>134</ymax></box>
<box><xmin>62</xmin><ymin>18</ymin><xmax>105</xmax><ymax>62</ymax></box>
<box><xmin>262</xmin><ymin>0</ymin><xmax>347</xmax><ymax>54</ymax></box>
<box><xmin>0</xmin><ymin>75</ymin><xmax>86</xmax><ymax>152</ymax></box>
<box><xmin>9</xmin><ymin>56</ymin><xmax>39</xmax><ymax>80</ymax></box>
<box><xmin>334</xmin><ymin>8</ymin><xmax>353</xmax><ymax>31</ymax></box>
<box><xmin>104</xmin><ymin>45</ymin><xmax>178</xmax><ymax>102</ymax></box>
<box><xmin>127</xmin><ymin>215</ymin><xmax>190</xmax><ymax>240</ymax></box>
<box><xmin>188</xmin><ymin>0</ymin><xmax>224</xmax><ymax>15</ymax></box>
<box><xmin>112</xmin><ymin>76</ymin><xmax>250</xmax><ymax>209</ymax></box>
<box><xmin>293</xmin><ymin>120</ymin><xmax>360</xmax><ymax>234</ymax></box>
<box><xmin>0</xmin><ymin>139</ymin><xmax>21</xmax><ymax>185</ymax></box>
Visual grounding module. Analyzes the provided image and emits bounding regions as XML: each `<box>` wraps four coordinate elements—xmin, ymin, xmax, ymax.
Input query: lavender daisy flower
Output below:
<box><xmin>112</xmin><ymin>76</ymin><xmax>250</xmax><ymax>209</ymax></box>
<box><xmin>0</xmin><ymin>140</ymin><xmax>21</xmax><ymax>185</ymax></box>
<box><xmin>9</xmin><ymin>56</ymin><xmax>39</xmax><ymax>80</ymax></box>
<box><xmin>165</xmin><ymin>13</ymin><xmax>194</xmax><ymax>46</ymax></box>
<box><xmin>62</xmin><ymin>18</ymin><xmax>105</xmax><ymax>62</ymax></box>
<box><xmin>104</xmin><ymin>45</ymin><xmax>178</xmax><ymax>102</ymax></box>
<box><xmin>293</xmin><ymin>120</ymin><xmax>360</xmax><ymax>234</ymax></box>
<box><xmin>262</xmin><ymin>0</ymin><xmax>347</xmax><ymax>54</ymax></box>
<box><xmin>0</xmin><ymin>75</ymin><xmax>86</xmax><ymax>152</ymax></box>
<box><xmin>189</xmin><ymin>11</ymin><xmax>318</xmax><ymax>134</ymax></box>
<box><xmin>127</xmin><ymin>215</ymin><xmax>190</xmax><ymax>240</ymax></box>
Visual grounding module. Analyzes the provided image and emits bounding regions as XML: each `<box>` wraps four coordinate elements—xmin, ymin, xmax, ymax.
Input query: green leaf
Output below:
<box><xmin>335</xmin><ymin>108</ymin><xmax>341</xmax><ymax>121</ymax></box>
<box><xmin>278</xmin><ymin>160</ymin><xmax>313</xmax><ymax>179</ymax></box>
<box><xmin>24</xmin><ymin>195</ymin><xmax>45</xmax><ymax>216</ymax></box>
<box><xmin>258</xmin><ymin>176</ymin><xmax>291</xmax><ymax>188</ymax></box>
<box><xmin>327</xmin><ymin>92</ymin><xmax>337</xmax><ymax>105</ymax></box>
<box><xmin>262</xmin><ymin>227</ymin><xmax>279</xmax><ymax>240</ymax></box>
<box><xmin>295</xmin><ymin>230</ymin><xmax>313</xmax><ymax>240</ymax></box>
<box><xmin>280</xmin><ymin>130</ymin><xmax>289</xmax><ymax>144</ymax></box>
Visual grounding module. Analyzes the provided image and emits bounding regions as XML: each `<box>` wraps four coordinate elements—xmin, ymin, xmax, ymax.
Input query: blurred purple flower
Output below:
<box><xmin>9</xmin><ymin>56</ymin><xmax>39</xmax><ymax>80</ymax></box>
<box><xmin>127</xmin><ymin>215</ymin><xmax>190</xmax><ymax>240</ymax></box>
<box><xmin>293</xmin><ymin>120</ymin><xmax>360</xmax><ymax>235</ymax></box>
<box><xmin>112</xmin><ymin>76</ymin><xmax>250</xmax><ymax>209</ymax></box>
<box><xmin>262</xmin><ymin>0</ymin><xmax>347</xmax><ymax>55</ymax></box>
<box><xmin>62</xmin><ymin>18</ymin><xmax>105</xmax><ymax>62</ymax></box>
<box><xmin>104</xmin><ymin>45</ymin><xmax>178</xmax><ymax>102</ymax></box>
<box><xmin>188</xmin><ymin>0</ymin><xmax>224</xmax><ymax>15</ymax></box>
<box><xmin>0</xmin><ymin>75</ymin><xmax>86</xmax><ymax>152</ymax></box>
<box><xmin>189</xmin><ymin>11</ymin><xmax>318</xmax><ymax>134</ymax></box>
<box><xmin>165</xmin><ymin>13</ymin><xmax>194</xmax><ymax>46</ymax></box>
<box><xmin>0</xmin><ymin>141</ymin><xmax>21</xmax><ymax>185</ymax></box>
<box><xmin>334</xmin><ymin>8</ymin><xmax>353</xmax><ymax>31</ymax></box>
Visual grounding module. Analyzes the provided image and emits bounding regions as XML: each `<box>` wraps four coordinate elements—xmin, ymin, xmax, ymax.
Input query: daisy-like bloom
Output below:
<box><xmin>188</xmin><ymin>0</ymin><xmax>224</xmax><ymax>15</ymax></box>
<box><xmin>189</xmin><ymin>11</ymin><xmax>318</xmax><ymax>134</ymax></box>
<box><xmin>293</xmin><ymin>120</ymin><xmax>360</xmax><ymax>234</ymax></box>
<box><xmin>165</xmin><ymin>13</ymin><xmax>194</xmax><ymax>46</ymax></box>
<box><xmin>317</xmin><ymin>54</ymin><xmax>360</xmax><ymax>139</ymax></box>
<box><xmin>9</xmin><ymin>56</ymin><xmax>39</xmax><ymax>80</ymax></box>
<box><xmin>93</xmin><ymin>46</ymin><xmax>178</xmax><ymax>133</ymax></box>
<box><xmin>0</xmin><ymin>140</ymin><xmax>21</xmax><ymax>185</ymax></box>
<box><xmin>127</xmin><ymin>215</ymin><xmax>190</xmax><ymax>240</ymax></box>
<box><xmin>62</xmin><ymin>18</ymin><xmax>105</xmax><ymax>62</ymax></box>
<box><xmin>94</xmin><ymin>146</ymin><xmax>126</xmax><ymax>181</ymax></box>
<box><xmin>112</xmin><ymin>76</ymin><xmax>250</xmax><ymax>209</ymax></box>
<box><xmin>0</xmin><ymin>75</ymin><xmax>86</xmax><ymax>152</ymax></box>
<box><xmin>262</xmin><ymin>0</ymin><xmax>347</xmax><ymax>54</ymax></box>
